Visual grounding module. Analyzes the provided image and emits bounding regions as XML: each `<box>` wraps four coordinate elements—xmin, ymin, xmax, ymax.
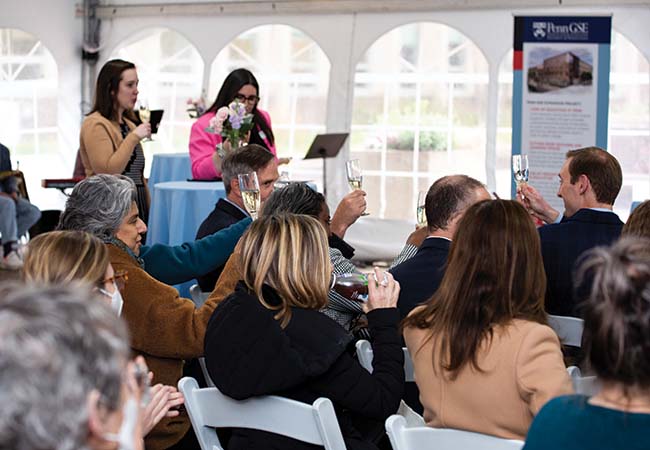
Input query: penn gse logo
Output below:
<box><xmin>533</xmin><ymin>22</ymin><xmax>546</xmax><ymax>38</ymax></box>
<box><xmin>531</xmin><ymin>21</ymin><xmax>589</xmax><ymax>40</ymax></box>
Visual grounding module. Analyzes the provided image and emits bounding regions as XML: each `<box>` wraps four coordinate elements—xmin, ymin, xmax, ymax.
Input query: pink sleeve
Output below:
<box><xmin>257</xmin><ymin>109</ymin><xmax>277</xmax><ymax>157</ymax></box>
<box><xmin>189</xmin><ymin>113</ymin><xmax>222</xmax><ymax>179</ymax></box>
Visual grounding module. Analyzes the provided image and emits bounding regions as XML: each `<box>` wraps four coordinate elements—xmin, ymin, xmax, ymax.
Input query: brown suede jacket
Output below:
<box><xmin>108</xmin><ymin>243</ymin><xmax>220</xmax><ymax>450</ymax></box>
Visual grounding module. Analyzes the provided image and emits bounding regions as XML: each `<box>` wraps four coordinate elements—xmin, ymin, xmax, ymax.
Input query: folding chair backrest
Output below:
<box><xmin>356</xmin><ymin>339</ymin><xmax>415</xmax><ymax>382</ymax></box>
<box><xmin>198</xmin><ymin>357</ymin><xmax>215</xmax><ymax>387</ymax></box>
<box><xmin>178</xmin><ymin>377</ymin><xmax>347</xmax><ymax>450</ymax></box>
<box><xmin>566</xmin><ymin>366</ymin><xmax>600</xmax><ymax>396</ymax></box>
<box><xmin>189</xmin><ymin>284</ymin><xmax>210</xmax><ymax>307</ymax></box>
<box><xmin>385</xmin><ymin>415</ymin><xmax>524</xmax><ymax>450</ymax></box>
<box><xmin>548</xmin><ymin>314</ymin><xmax>584</xmax><ymax>347</ymax></box>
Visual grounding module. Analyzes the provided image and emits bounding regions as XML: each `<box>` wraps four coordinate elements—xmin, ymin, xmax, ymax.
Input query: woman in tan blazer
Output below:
<box><xmin>80</xmin><ymin>59</ymin><xmax>152</xmax><ymax>222</ymax></box>
<box><xmin>403</xmin><ymin>200</ymin><xmax>573</xmax><ymax>441</ymax></box>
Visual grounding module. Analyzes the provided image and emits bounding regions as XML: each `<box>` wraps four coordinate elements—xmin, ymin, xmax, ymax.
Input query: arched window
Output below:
<box><xmin>350</xmin><ymin>22</ymin><xmax>488</xmax><ymax>219</ymax></box>
<box><xmin>209</xmin><ymin>24</ymin><xmax>330</xmax><ymax>184</ymax></box>
<box><xmin>110</xmin><ymin>27</ymin><xmax>204</xmax><ymax>171</ymax></box>
<box><xmin>608</xmin><ymin>31</ymin><xmax>650</xmax><ymax>217</ymax></box>
<box><xmin>497</xmin><ymin>31</ymin><xmax>650</xmax><ymax>219</ymax></box>
<box><xmin>0</xmin><ymin>28</ymin><xmax>60</xmax><ymax>209</ymax></box>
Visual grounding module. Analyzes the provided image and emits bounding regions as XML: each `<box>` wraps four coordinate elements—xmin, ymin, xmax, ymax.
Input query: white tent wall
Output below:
<box><xmin>1</xmin><ymin>0</ymin><xmax>648</xmax><ymax>215</ymax></box>
<box><xmin>0</xmin><ymin>0</ymin><xmax>82</xmax><ymax>209</ymax></box>
<box><xmin>95</xmin><ymin>3</ymin><xmax>650</xmax><ymax>208</ymax></box>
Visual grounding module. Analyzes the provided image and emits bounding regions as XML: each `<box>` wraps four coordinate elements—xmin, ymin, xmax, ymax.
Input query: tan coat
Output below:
<box><xmin>108</xmin><ymin>244</ymin><xmax>220</xmax><ymax>450</ymax></box>
<box><xmin>79</xmin><ymin>111</ymin><xmax>141</xmax><ymax>177</ymax></box>
<box><xmin>404</xmin><ymin>315</ymin><xmax>573</xmax><ymax>440</ymax></box>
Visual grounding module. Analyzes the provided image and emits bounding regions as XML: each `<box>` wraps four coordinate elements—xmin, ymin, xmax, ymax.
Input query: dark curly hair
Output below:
<box><xmin>576</xmin><ymin>237</ymin><xmax>650</xmax><ymax>388</ymax></box>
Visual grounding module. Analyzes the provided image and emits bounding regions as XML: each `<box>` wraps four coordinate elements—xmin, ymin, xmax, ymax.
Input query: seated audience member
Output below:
<box><xmin>622</xmin><ymin>200</ymin><xmax>650</xmax><ymax>239</ymax></box>
<box><xmin>57</xmin><ymin>174</ymin><xmax>238</xmax><ymax>449</ymax></box>
<box><xmin>403</xmin><ymin>200</ymin><xmax>573</xmax><ymax>441</ymax></box>
<box><xmin>0</xmin><ymin>142</ymin><xmax>41</xmax><ymax>269</ymax></box>
<box><xmin>194</xmin><ymin>144</ymin><xmax>279</xmax><ymax>291</ymax></box>
<box><xmin>524</xmin><ymin>237</ymin><xmax>650</xmax><ymax>450</ymax></box>
<box><xmin>0</xmin><ymin>284</ymin><xmax>144</xmax><ymax>450</ymax></box>
<box><xmin>24</xmin><ymin>230</ymin><xmax>125</xmax><ymax>313</ymax></box>
<box><xmin>59</xmin><ymin>174</ymin><xmax>250</xmax><ymax>287</ymax></box>
<box><xmin>390</xmin><ymin>175</ymin><xmax>490</xmax><ymax>318</ymax></box>
<box><xmin>206</xmin><ymin>182</ymin><xmax>424</xmax><ymax>335</ymax></box>
<box><xmin>23</xmin><ymin>230</ymin><xmax>186</xmax><ymax>435</ymax></box>
<box><xmin>204</xmin><ymin>214</ymin><xmax>404</xmax><ymax>450</ymax></box>
<box><xmin>518</xmin><ymin>147</ymin><xmax>623</xmax><ymax>316</ymax></box>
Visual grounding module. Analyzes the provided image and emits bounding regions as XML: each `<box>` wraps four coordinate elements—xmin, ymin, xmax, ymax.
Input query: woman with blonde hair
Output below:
<box><xmin>403</xmin><ymin>200</ymin><xmax>573</xmax><ymax>440</ymax></box>
<box><xmin>24</xmin><ymin>230</ymin><xmax>126</xmax><ymax>313</ymax></box>
<box><xmin>204</xmin><ymin>213</ymin><xmax>405</xmax><ymax>450</ymax></box>
<box><xmin>22</xmin><ymin>229</ymin><xmax>184</xmax><ymax>438</ymax></box>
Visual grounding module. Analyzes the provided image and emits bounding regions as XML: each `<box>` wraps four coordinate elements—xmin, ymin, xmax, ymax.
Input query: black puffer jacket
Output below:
<box><xmin>204</xmin><ymin>282</ymin><xmax>404</xmax><ymax>450</ymax></box>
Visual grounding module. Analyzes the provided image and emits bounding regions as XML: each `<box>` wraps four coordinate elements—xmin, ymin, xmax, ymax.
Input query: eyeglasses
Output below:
<box><xmin>234</xmin><ymin>94</ymin><xmax>260</xmax><ymax>104</ymax></box>
<box><xmin>101</xmin><ymin>270</ymin><xmax>128</xmax><ymax>291</ymax></box>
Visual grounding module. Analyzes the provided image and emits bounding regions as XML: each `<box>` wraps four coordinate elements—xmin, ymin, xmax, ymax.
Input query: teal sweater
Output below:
<box><xmin>524</xmin><ymin>395</ymin><xmax>650</xmax><ymax>450</ymax></box>
<box><xmin>140</xmin><ymin>217</ymin><xmax>251</xmax><ymax>285</ymax></box>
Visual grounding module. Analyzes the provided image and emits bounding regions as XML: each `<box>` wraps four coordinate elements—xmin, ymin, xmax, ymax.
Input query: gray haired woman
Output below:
<box><xmin>0</xmin><ymin>283</ymin><xmax>141</xmax><ymax>450</ymax></box>
<box><xmin>58</xmin><ymin>174</ymin><xmax>250</xmax><ymax>285</ymax></box>
<box><xmin>57</xmin><ymin>174</ymin><xmax>249</xmax><ymax>449</ymax></box>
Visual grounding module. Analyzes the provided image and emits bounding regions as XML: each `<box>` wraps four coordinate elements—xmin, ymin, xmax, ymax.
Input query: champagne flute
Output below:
<box><xmin>238</xmin><ymin>172</ymin><xmax>261</xmax><ymax>220</ymax></box>
<box><xmin>512</xmin><ymin>154</ymin><xmax>529</xmax><ymax>185</ymax></box>
<box><xmin>345</xmin><ymin>159</ymin><xmax>369</xmax><ymax>216</ymax></box>
<box><xmin>417</xmin><ymin>191</ymin><xmax>427</xmax><ymax>227</ymax></box>
<box><xmin>138</xmin><ymin>100</ymin><xmax>153</xmax><ymax>142</ymax></box>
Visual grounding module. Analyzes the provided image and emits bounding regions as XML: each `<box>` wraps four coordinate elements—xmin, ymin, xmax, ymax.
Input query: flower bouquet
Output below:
<box><xmin>206</xmin><ymin>101</ymin><xmax>255</xmax><ymax>157</ymax></box>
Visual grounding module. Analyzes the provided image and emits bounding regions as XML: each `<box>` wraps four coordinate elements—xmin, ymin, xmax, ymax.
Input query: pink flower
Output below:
<box><xmin>208</xmin><ymin>115</ymin><xmax>223</xmax><ymax>134</ymax></box>
<box><xmin>216</xmin><ymin>106</ymin><xmax>229</xmax><ymax>123</ymax></box>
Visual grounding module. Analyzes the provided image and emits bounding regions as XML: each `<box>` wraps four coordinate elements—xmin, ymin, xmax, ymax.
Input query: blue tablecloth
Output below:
<box><xmin>148</xmin><ymin>153</ymin><xmax>192</xmax><ymax>204</ymax></box>
<box><xmin>147</xmin><ymin>180</ymin><xmax>227</xmax><ymax>297</ymax></box>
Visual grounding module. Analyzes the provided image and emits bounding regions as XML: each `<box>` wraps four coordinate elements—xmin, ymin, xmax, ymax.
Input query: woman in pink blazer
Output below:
<box><xmin>403</xmin><ymin>200</ymin><xmax>573</xmax><ymax>441</ymax></box>
<box><xmin>189</xmin><ymin>68</ymin><xmax>281</xmax><ymax>180</ymax></box>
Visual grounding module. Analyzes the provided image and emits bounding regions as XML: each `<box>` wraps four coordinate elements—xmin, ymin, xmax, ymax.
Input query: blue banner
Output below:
<box><xmin>511</xmin><ymin>16</ymin><xmax>611</xmax><ymax>207</ymax></box>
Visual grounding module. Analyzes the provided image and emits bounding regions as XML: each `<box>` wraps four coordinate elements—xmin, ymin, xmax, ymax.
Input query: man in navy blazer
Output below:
<box><xmin>519</xmin><ymin>147</ymin><xmax>623</xmax><ymax>317</ymax></box>
<box><xmin>196</xmin><ymin>145</ymin><xmax>279</xmax><ymax>291</ymax></box>
<box><xmin>391</xmin><ymin>175</ymin><xmax>490</xmax><ymax>318</ymax></box>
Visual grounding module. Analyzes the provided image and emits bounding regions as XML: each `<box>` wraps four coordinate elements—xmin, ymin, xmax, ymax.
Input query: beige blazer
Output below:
<box><xmin>404</xmin><ymin>315</ymin><xmax>573</xmax><ymax>440</ymax></box>
<box><xmin>79</xmin><ymin>111</ymin><xmax>141</xmax><ymax>177</ymax></box>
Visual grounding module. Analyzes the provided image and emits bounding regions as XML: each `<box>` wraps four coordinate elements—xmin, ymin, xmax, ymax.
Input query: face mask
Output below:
<box><xmin>103</xmin><ymin>396</ymin><xmax>139</xmax><ymax>450</ymax></box>
<box><xmin>100</xmin><ymin>283</ymin><xmax>124</xmax><ymax>316</ymax></box>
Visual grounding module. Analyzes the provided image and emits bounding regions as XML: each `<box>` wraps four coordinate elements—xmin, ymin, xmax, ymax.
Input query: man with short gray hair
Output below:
<box><xmin>196</xmin><ymin>144</ymin><xmax>279</xmax><ymax>291</ymax></box>
<box><xmin>390</xmin><ymin>174</ymin><xmax>490</xmax><ymax>317</ymax></box>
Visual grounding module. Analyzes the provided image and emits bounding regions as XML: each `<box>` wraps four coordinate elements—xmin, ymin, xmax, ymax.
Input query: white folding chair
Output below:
<box><xmin>566</xmin><ymin>365</ymin><xmax>600</xmax><ymax>396</ymax></box>
<box><xmin>355</xmin><ymin>339</ymin><xmax>415</xmax><ymax>382</ymax></box>
<box><xmin>198</xmin><ymin>357</ymin><xmax>215</xmax><ymax>387</ymax></box>
<box><xmin>356</xmin><ymin>340</ymin><xmax>424</xmax><ymax>426</ymax></box>
<box><xmin>178</xmin><ymin>377</ymin><xmax>347</xmax><ymax>450</ymax></box>
<box><xmin>385</xmin><ymin>415</ymin><xmax>524</xmax><ymax>450</ymax></box>
<box><xmin>548</xmin><ymin>314</ymin><xmax>584</xmax><ymax>347</ymax></box>
<box><xmin>189</xmin><ymin>283</ymin><xmax>210</xmax><ymax>307</ymax></box>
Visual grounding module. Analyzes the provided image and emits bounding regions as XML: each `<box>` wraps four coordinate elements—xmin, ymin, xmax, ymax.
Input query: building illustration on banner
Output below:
<box><xmin>528</xmin><ymin>48</ymin><xmax>593</xmax><ymax>93</ymax></box>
